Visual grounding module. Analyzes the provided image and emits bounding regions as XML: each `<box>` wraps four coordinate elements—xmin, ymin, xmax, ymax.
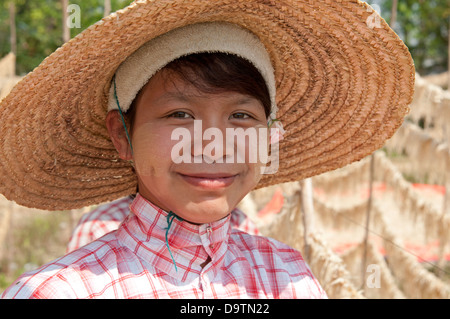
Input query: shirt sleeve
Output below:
<box><xmin>230</xmin><ymin>230</ymin><xmax>328</xmax><ymax>299</ymax></box>
<box><xmin>1</xmin><ymin>267</ymin><xmax>82</xmax><ymax>299</ymax></box>
<box><xmin>66</xmin><ymin>197</ymin><xmax>132</xmax><ymax>253</ymax></box>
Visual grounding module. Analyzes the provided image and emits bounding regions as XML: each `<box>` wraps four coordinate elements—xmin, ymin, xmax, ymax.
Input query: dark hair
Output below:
<box><xmin>126</xmin><ymin>52</ymin><xmax>271</xmax><ymax>132</ymax></box>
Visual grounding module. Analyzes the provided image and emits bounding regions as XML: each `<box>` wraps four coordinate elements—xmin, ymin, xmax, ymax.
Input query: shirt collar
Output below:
<box><xmin>117</xmin><ymin>193</ymin><xmax>232</xmax><ymax>282</ymax></box>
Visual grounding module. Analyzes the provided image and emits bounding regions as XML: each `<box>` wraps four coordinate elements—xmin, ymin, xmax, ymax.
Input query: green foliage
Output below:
<box><xmin>68</xmin><ymin>0</ymin><xmax>133</xmax><ymax>38</ymax></box>
<box><xmin>0</xmin><ymin>0</ymin><xmax>133</xmax><ymax>75</ymax></box>
<box><xmin>0</xmin><ymin>1</ymin><xmax>14</xmax><ymax>63</ymax></box>
<box><xmin>0</xmin><ymin>211</ymin><xmax>74</xmax><ymax>292</ymax></box>
<box><xmin>380</xmin><ymin>0</ymin><xmax>449</xmax><ymax>75</ymax></box>
<box><xmin>1</xmin><ymin>1</ymin><xmax>449</xmax><ymax>76</ymax></box>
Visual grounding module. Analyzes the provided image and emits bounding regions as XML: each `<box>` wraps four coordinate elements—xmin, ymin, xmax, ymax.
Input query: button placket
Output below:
<box><xmin>199</xmin><ymin>224</ymin><xmax>212</xmax><ymax>255</ymax></box>
<box><xmin>206</xmin><ymin>225</ymin><xmax>212</xmax><ymax>241</ymax></box>
<box><xmin>197</xmin><ymin>224</ymin><xmax>211</xmax><ymax>298</ymax></box>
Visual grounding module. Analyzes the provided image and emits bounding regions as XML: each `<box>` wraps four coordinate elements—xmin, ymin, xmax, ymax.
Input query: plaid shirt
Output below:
<box><xmin>67</xmin><ymin>196</ymin><xmax>260</xmax><ymax>253</ymax></box>
<box><xmin>2</xmin><ymin>194</ymin><xmax>326</xmax><ymax>299</ymax></box>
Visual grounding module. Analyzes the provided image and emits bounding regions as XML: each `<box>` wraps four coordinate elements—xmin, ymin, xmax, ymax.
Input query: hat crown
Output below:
<box><xmin>109</xmin><ymin>22</ymin><xmax>277</xmax><ymax>117</ymax></box>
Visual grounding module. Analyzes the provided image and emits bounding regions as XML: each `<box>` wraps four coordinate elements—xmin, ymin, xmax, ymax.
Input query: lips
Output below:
<box><xmin>178</xmin><ymin>172</ymin><xmax>237</xmax><ymax>189</ymax></box>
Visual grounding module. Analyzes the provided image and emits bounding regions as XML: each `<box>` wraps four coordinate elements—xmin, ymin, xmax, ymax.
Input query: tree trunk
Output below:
<box><xmin>9</xmin><ymin>1</ymin><xmax>16</xmax><ymax>56</ymax></box>
<box><xmin>62</xmin><ymin>0</ymin><xmax>70</xmax><ymax>43</ymax></box>
<box><xmin>104</xmin><ymin>0</ymin><xmax>111</xmax><ymax>17</ymax></box>
<box><xmin>448</xmin><ymin>16</ymin><xmax>449</xmax><ymax>90</ymax></box>
<box><xmin>390</xmin><ymin>0</ymin><xmax>398</xmax><ymax>28</ymax></box>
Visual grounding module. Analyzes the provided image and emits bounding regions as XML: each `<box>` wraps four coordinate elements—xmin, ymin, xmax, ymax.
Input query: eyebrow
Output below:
<box><xmin>234</xmin><ymin>96</ymin><xmax>259</xmax><ymax>105</ymax></box>
<box><xmin>153</xmin><ymin>92</ymin><xmax>191</xmax><ymax>105</ymax></box>
<box><xmin>153</xmin><ymin>91</ymin><xmax>259</xmax><ymax>106</ymax></box>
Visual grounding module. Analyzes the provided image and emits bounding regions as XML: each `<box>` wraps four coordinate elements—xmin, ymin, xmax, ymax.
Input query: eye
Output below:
<box><xmin>230</xmin><ymin>112</ymin><xmax>253</xmax><ymax>119</ymax></box>
<box><xmin>168</xmin><ymin>111</ymin><xmax>193</xmax><ymax>119</ymax></box>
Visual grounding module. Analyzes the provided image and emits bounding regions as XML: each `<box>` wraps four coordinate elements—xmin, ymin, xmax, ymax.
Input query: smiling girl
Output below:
<box><xmin>0</xmin><ymin>1</ymin><xmax>414</xmax><ymax>299</ymax></box>
<box><xmin>107</xmin><ymin>53</ymin><xmax>272</xmax><ymax>225</ymax></box>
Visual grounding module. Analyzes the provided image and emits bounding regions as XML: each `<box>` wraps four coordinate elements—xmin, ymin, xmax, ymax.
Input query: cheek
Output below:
<box><xmin>237</xmin><ymin>128</ymin><xmax>270</xmax><ymax>180</ymax></box>
<box><xmin>131</xmin><ymin>124</ymin><xmax>176</xmax><ymax>177</ymax></box>
<box><xmin>245</xmin><ymin>161</ymin><xmax>264</xmax><ymax>188</ymax></box>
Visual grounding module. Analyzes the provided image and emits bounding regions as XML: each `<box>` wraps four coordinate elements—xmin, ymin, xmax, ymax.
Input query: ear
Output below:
<box><xmin>106</xmin><ymin>110</ymin><xmax>133</xmax><ymax>161</ymax></box>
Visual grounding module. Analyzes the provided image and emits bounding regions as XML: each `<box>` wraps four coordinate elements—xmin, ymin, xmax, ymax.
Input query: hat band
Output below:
<box><xmin>108</xmin><ymin>22</ymin><xmax>277</xmax><ymax>117</ymax></box>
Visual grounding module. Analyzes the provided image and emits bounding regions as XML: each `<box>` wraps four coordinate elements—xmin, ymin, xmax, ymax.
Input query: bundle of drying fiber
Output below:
<box><xmin>256</xmin><ymin>187</ymin><xmax>304</xmax><ymax>250</ymax></box>
<box><xmin>372</xmin><ymin>204</ymin><xmax>450</xmax><ymax>299</ymax></box>
<box><xmin>364</xmin><ymin>240</ymin><xmax>406</xmax><ymax>299</ymax></box>
<box><xmin>0</xmin><ymin>53</ymin><xmax>22</xmax><ymax>101</ymax></box>
<box><xmin>250</xmin><ymin>182</ymin><xmax>300</xmax><ymax>212</ymax></box>
<box><xmin>237</xmin><ymin>181</ymin><xmax>301</xmax><ymax>224</ymax></box>
<box><xmin>257</xmin><ymin>186</ymin><xmax>363</xmax><ymax>299</ymax></box>
<box><xmin>409</xmin><ymin>75</ymin><xmax>444</xmax><ymax>125</ymax></box>
<box><xmin>375</xmin><ymin>151</ymin><xmax>450</xmax><ymax>244</ymax></box>
<box><xmin>0</xmin><ymin>53</ymin><xmax>15</xmax><ymax>78</ymax></box>
<box><xmin>339</xmin><ymin>243</ymin><xmax>361</xmax><ymax>282</ymax></box>
<box><xmin>408</xmin><ymin>74</ymin><xmax>438</xmax><ymax>125</ymax></box>
<box><xmin>312</xmin><ymin>182</ymin><xmax>406</xmax><ymax>298</ymax></box>
<box><xmin>313</xmin><ymin>194</ymin><xmax>368</xmax><ymax>231</ymax></box>
<box><xmin>384</xmin><ymin>122</ymin><xmax>450</xmax><ymax>185</ymax></box>
<box><xmin>431</xmin><ymin>94</ymin><xmax>450</xmax><ymax>143</ymax></box>
<box><xmin>312</xmin><ymin>156</ymin><xmax>371</xmax><ymax>195</ymax></box>
<box><xmin>340</xmin><ymin>240</ymin><xmax>406</xmax><ymax>299</ymax></box>
<box><xmin>306</xmin><ymin>232</ymin><xmax>365</xmax><ymax>299</ymax></box>
<box><xmin>0</xmin><ymin>77</ymin><xmax>22</xmax><ymax>101</ymax></box>
<box><xmin>423</xmin><ymin>71</ymin><xmax>449</xmax><ymax>90</ymax></box>
<box><xmin>408</xmin><ymin>73</ymin><xmax>450</xmax><ymax>142</ymax></box>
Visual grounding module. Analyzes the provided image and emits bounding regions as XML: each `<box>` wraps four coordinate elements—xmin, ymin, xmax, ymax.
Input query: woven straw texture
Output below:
<box><xmin>0</xmin><ymin>0</ymin><xmax>415</xmax><ymax>210</ymax></box>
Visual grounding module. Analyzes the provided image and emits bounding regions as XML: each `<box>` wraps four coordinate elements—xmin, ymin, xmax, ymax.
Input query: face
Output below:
<box><xmin>107</xmin><ymin>69</ymin><xmax>269</xmax><ymax>224</ymax></box>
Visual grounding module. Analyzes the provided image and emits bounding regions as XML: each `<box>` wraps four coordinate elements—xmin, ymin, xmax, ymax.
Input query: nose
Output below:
<box><xmin>191</xmin><ymin>119</ymin><xmax>234</xmax><ymax>164</ymax></box>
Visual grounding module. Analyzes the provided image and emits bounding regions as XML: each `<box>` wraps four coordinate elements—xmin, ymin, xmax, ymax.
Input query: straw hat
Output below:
<box><xmin>0</xmin><ymin>0</ymin><xmax>415</xmax><ymax>210</ymax></box>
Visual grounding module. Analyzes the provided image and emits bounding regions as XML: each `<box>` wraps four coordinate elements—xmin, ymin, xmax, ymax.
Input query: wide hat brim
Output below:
<box><xmin>0</xmin><ymin>0</ymin><xmax>415</xmax><ymax>210</ymax></box>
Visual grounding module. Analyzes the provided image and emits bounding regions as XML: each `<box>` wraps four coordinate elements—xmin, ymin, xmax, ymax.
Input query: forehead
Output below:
<box><xmin>136</xmin><ymin>69</ymin><xmax>263</xmax><ymax>109</ymax></box>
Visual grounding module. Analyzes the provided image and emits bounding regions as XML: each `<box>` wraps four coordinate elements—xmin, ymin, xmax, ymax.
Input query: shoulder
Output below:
<box><xmin>230</xmin><ymin>229</ymin><xmax>303</xmax><ymax>263</ymax></box>
<box><xmin>82</xmin><ymin>196</ymin><xmax>132</xmax><ymax>222</ymax></box>
<box><xmin>72</xmin><ymin>197</ymin><xmax>131</xmax><ymax>237</ymax></box>
<box><xmin>230</xmin><ymin>207</ymin><xmax>260</xmax><ymax>235</ymax></box>
<box><xmin>229</xmin><ymin>230</ymin><xmax>328</xmax><ymax>298</ymax></box>
<box><xmin>230</xmin><ymin>229</ymin><xmax>309</xmax><ymax>276</ymax></box>
<box><xmin>66</xmin><ymin>197</ymin><xmax>132</xmax><ymax>252</ymax></box>
<box><xmin>1</xmin><ymin>233</ymin><xmax>120</xmax><ymax>299</ymax></box>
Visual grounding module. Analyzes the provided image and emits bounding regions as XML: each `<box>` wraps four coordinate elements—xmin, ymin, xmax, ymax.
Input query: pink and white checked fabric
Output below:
<box><xmin>66</xmin><ymin>196</ymin><xmax>133</xmax><ymax>253</ymax></box>
<box><xmin>66</xmin><ymin>196</ymin><xmax>260</xmax><ymax>253</ymax></box>
<box><xmin>2</xmin><ymin>194</ymin><xmax>327</xmax><ymax>299</ymax></box>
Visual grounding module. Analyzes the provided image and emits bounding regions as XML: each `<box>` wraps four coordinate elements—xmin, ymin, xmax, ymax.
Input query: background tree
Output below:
<box><xmin>1</xmin><ymin>0</ymin><xmax>449</xmax><ymax>76</ymax></box>
<box><xmin>380</xmin><ymin>0</ymin><xmax>449</xmax><ymax>75</ymax></box>
<box><xmin>8</xmin><ymin>1</ymin><xmax>16</xmax><ymax>56</ymax></box>
<box><xmin>0</xmin><ymin>0</ymin><xmax>132</xmax><ymax>75</ymax></box>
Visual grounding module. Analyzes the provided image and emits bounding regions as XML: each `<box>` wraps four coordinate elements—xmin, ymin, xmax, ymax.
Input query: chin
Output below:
<box><xmin>179</xmin><ymin>197</ymin><xmax>234</xmax><ymax>224</ymax></box>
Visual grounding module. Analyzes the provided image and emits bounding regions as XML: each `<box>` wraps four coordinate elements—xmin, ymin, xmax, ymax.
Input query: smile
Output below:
<box><xmin>178</xmin><ymin>173</ymin><xmax>238</xmax><ymax>189</ymax></box>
